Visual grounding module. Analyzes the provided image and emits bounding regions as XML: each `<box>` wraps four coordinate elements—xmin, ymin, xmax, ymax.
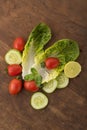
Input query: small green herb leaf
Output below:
<box><xmin>24</xmin><ymin>74</ymin><xmax>34</xmax><ymax>81</ymax></box>
<box><xmin>31</xmin><ymin>68</ymin><xmax>38</xmax><ymax>75</ymax></box>
<box><xmin>24</xmin><ymin>68</ymin><xmax>42</xmax><ymax>86</ymax></box>
<box><xmin>35</xmin><ymin>75</ymin><xmax>42</xmax><ymax>87</ymax></box>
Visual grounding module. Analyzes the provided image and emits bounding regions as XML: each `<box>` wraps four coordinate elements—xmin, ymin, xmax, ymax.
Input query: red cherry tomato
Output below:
<box><xmin>45</xmin><ymin>57</ymin><xmax>60</xmax><ymax>69</ymax></box>
<box><xmin>7</xmin><ymin>64</ymin><xmax>22</xmax><ymax>76</ymax></box>
<box><xmin>13</xmin><ymin>37</ymin><xmax>25</xmax><ymax>51</ymax></box>
<box><xmin>9</xmin><ymin>79</ymin><xmax>22</xmax><ymax>95</ymax></box>
<box><xmin>24</xmin><ymin>80</ymin><xmax>39</xmax><ymax>92</ymax></box>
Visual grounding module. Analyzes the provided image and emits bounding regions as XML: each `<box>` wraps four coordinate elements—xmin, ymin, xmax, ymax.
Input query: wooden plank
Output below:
<box><xmin>0</xmin><ymin>0</ymin><xmax>87</xmax><ymax>130</ymax></box>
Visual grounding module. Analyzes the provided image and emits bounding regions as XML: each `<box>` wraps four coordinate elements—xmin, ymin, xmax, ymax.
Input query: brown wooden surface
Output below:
<box><xmin>0</xmin><ymin>0</ymin><xmax>87</xmax><ymax>130</ymax></box>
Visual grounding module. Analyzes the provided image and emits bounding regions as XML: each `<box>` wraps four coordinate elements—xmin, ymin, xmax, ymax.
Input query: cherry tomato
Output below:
<box><xmin>7</xmin><ymin>64</ymin><xmax>22</xmax><ymax>76</ymax></box>
<box><xmin>9</xmin><ymin>79</ymin><xmax>22</xmax><ymax>95</ymax></box>
<box><xmin>13</xmin><ymin>37</ymin><xmax>25</xmax><ymax>51</ymax></box>
<box><xmin>45</xmin><ymin>57</ymin><xmax>60</xmax><ymax>69</ymax></box>
<box><xmin>24</xmin><ymin>80</ymin><xmax>39</xmax><ymax>92</ymax></box>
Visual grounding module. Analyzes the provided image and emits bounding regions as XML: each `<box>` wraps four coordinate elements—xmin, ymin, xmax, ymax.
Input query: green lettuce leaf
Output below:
<box><xmin>45</xmin><ymin>39</ymin><xmax>79</xmax><ymax>62</ymax></box>
<box><xmin>34</xmin><ymin>39</ymin><xmax>80</xmax><ymax>83</ymax></box>
<box><xmin>22</xmin><ymin>23</ymin><xmax>51</xmax><ymax>78</ymax></box>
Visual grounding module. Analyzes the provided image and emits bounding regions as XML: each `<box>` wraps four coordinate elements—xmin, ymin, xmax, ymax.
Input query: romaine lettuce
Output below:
<box><xmin>34</xmin><ymin>39</ymin><xmax>79</xmax><ymax>83</ymax></box>
<box><xmin>22</xmin><ymin>22</ymin><xmax>79</xmax><ymax>84</ymax></box>
<box><xmin>45</xmin><ymin>39</ymin><xmax>79</xmax><ymax>62</ymax></box>
<box><xmin>22</xmin><ymin>23</ymin><xmax>51</xmax><ymax>78</ymax></box>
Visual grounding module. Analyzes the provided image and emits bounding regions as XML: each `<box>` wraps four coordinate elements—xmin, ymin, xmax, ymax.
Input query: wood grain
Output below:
<box><xmin>0</xmin><ymin>0</ymin><xmax>87</xmax><ymax>130</ymax></box>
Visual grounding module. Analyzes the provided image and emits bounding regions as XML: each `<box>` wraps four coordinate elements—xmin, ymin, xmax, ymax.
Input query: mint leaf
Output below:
<box><xmin>24</xmin><ymin>68</ymin><xmax>42</xmax><ymax>87</ymax></box>
<box><xmin>24</xmin><ymin>74</ymin><xmax>34</xmax><ymax>81</ymax></box>
<box><xmin>31</xmin><ymin>68</ymin><xmax>38</xmax><ymax>75</ymax></box>
<box><xmin>35</xmin><ymin>75</ymin><xmax>42</xmax><ymax>87</ymax></box>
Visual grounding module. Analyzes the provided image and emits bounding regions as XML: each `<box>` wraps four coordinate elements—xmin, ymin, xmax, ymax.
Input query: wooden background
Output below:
<box><xmin>0</xmin><ymin>0</ymin><xmax>87</xmax><ymax>130</ymax></box>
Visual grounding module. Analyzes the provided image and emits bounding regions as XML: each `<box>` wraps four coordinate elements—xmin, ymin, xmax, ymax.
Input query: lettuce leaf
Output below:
<box><xmin>34</xmin><ymin>39</ymin><xmax>79</xmax><ymax>83</ymax></box>
<box><xmin>22</xmin><ymin>23</ymin><xmax>51</xmax><ymax>78</ymax></box>
<box><xmin>45</xmin><ymin>39</ymin><xmax>79</xmax><ymax>61</ymax></box>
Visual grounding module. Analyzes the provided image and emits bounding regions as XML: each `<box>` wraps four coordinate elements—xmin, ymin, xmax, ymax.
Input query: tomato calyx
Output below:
<box><xmin>16</xmin><ymin>75</ymin><xmax>22</xmax><ymax>80</ymax></box>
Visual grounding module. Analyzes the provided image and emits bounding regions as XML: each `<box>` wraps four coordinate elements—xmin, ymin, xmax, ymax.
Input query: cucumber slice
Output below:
<box><xmin>56</xmin><ymin>72</ymin><xmax>69</xmax><ymax>89</ymax></box>
<box><xmin>64</xmin><ymin>61</ymin><xmax>81</xmax><ymax>78</ymax></box>
<box><xmin>31</xmin><ymin>92</ymin><xmax>48</xmax><ymax>110</ymax></box>
<box><xmin>42</xmin><ymin>79</ymin><xmax>57</xmax><ymax>93</ymax></box>
<box><xmin>5</xmin><ymin>49</ymin><xmax>22</xmax><ymax>64</ymax></box>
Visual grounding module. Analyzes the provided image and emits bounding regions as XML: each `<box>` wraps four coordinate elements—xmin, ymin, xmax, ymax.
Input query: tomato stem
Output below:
<box><xmin>16</xmin><ymin>75</ymin><xmax>22</xmax><ymax>80</ymax></box>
